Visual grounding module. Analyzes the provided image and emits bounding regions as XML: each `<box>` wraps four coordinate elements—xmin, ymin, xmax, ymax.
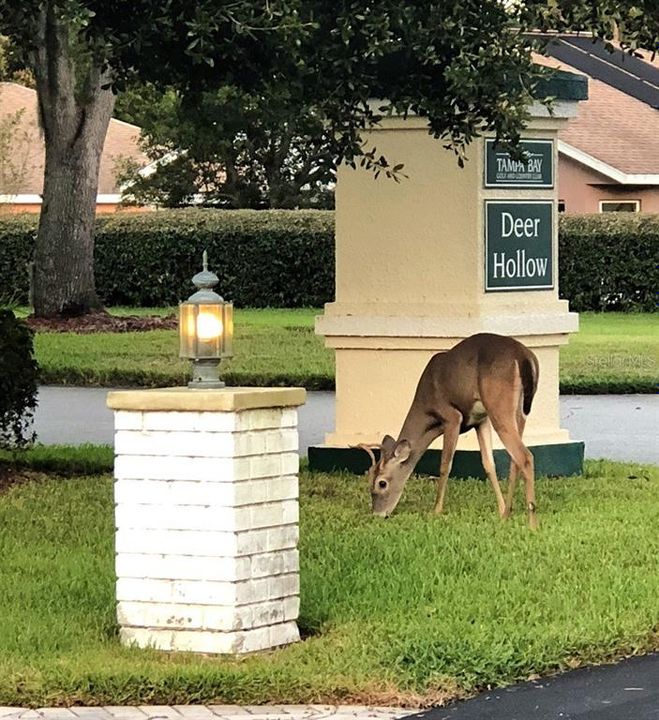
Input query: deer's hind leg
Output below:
<box><xmin>481</xmin><ymin>375</ymin><xmax>537</xmax><ymax>530</ymax></box>
<box><xmin>503</xmin><ymin>411</ymin><xmax>526</xmax><ymax>518</ymax></box>
<box><xmin>475</xmin><ymin>418</ymin><xmax>506</xmax><ymax>517</ymax></box>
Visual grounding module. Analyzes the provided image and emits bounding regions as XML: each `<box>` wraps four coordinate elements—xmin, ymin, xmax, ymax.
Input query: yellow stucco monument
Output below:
<box><xmin>311</xmin><ymin>74</ymin><xmax>588</xmax><ymax>477</ymax></box>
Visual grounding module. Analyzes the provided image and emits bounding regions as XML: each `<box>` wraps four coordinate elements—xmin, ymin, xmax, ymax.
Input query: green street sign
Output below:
<box><xmin>485</xmin><ymin>201</ymin><xmax>553</xmax><ymax>291</ymax></box>
<box><xmin>484</xmin><ymin>139</ymin><xmax>553</xmax><ymax>187</ymax></box>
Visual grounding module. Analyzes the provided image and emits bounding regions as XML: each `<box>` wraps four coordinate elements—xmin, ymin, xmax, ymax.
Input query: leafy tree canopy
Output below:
<box><xmin>0</xmin><ymin>35</ymin><xmax>34</xmax><ymax>86</ymax></box>
<box><xmin>2</xmin><ymin>1</ymin><xmax>656</xmax><ymax>170</ymax></box>
<box><xmin>116</xmin><ymin>84</ymin><xmax>336</xmax><ymax>209</ymax></box>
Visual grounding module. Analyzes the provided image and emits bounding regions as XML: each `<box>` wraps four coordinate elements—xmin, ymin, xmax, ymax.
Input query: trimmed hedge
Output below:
<box><xmin>95</xmin><ymin>210</ymin><xmax>334</xmax><ymax>307</ymax></box>
<box><xmin>0</xmin><ymin>210</ymin><xmax>657</xmax><ymax>310</ymax></box>
<box><xmin>559</xmin><ymin>213</ymin><xmax>659</xmax><ymax>312</ymax></box>
<box><xmin>0</xmin><ymin>210</ymin><xmax>335</xmax><ymax>308</ymax></box>
<box><xmin>0</xmin><ymin>214</ymin><xmax>36</xmax><ymax>306</ymax></box>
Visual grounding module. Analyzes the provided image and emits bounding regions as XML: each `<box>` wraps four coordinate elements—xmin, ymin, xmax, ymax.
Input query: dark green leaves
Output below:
<box><xmin>0</xmin><ymin>310</ymin><xmax>38</xmax><ymax>449</ymax></box>
<box><xmin>1</xmin><ymin>1</ymin><xmax>656</xmax><ymax>169</ymax></box>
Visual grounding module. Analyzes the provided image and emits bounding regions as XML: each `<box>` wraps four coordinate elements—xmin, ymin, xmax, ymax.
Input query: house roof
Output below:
<box><xmin>0</xmin><ymin>82</ymin><xmax>147</xmax><ymax>200</ymax></box>
<box><xmin>544</xmin><ymin>36</ymin><xmax>659</xmax><ymax>109</ymax></box>
<box><xmin>535</xmin><ymin>51</ymin><xmax>659</xmax><ymax>181</ymax></box>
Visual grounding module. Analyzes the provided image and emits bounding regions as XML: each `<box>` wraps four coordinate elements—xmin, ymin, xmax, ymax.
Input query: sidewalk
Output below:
<box><xmin>0</xmin><ymin>707</ymin><xmax>412</xmax><ymax>720</ymax></box>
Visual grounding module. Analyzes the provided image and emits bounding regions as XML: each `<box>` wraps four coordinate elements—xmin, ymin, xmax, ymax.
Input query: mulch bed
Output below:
<box><xmin>0</xmin><ymin>464</ymin><xmax>44</xmax><ymax>494</ymax></box>
<box><xmin>25</xmin><ymin>311</ymin><xmax>178</xmax><ymax>333</ymax></box>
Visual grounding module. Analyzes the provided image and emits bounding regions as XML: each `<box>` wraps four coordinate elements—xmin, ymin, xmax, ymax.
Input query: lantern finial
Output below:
<box><xmin>192</xmin><ymin>252</ymin><xmax>220</xmax><ymax>293</ymax></box>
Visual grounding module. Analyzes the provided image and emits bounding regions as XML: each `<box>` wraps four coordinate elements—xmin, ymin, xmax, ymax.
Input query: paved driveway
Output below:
<box><xmin>31</xmin><ymin>388</ymin><xmax>659</xmax><ymax>464</ymax></box>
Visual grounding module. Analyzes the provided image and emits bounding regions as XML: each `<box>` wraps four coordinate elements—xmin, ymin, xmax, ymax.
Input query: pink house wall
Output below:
<box><xmin>558</xmin><ymin>154</ymin><xmax>659</xmax><ymax>214</ymax></box>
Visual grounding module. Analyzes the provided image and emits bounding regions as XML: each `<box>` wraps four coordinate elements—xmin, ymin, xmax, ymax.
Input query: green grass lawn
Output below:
<box><xmin>34</xmin><ymin>308</ymin><xmax>331</xmax><ymax>389</ymax></box>
<box><xmin>0</xmin><ymin>460</ymin><xmax>657</xmax><ymax>707</ymax></box>
<box><xmin>559</xmin><ymin>313</ymin><xmax>658</xmax><ymax>393</ymax></box>
<box><xmin>17</xmin><ymin>308</ymin><xmax>659</xmax><ymax>392</ymax></box>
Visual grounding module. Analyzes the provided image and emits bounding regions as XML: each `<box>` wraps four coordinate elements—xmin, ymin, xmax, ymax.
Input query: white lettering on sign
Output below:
<box><xmin>528</xmin><ymin>158</ymin><xmax>542</xmax><ymax>173</ymax></box>
<box><xmin>501</xmin><ymin>212</ymin><xmax>541</xmax><ymax>238</ymax></box>
<box><xmin>492</xmin><ymin>251</ymin><xmax>549</xmax><ymax>279</ymax></box>
<box><xmin>496</xmin><ymin>155</ymin><xmax>543</xmax><ymax>175</ymax></box>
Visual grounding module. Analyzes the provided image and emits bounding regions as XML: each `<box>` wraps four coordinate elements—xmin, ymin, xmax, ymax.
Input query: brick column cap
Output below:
<box><xmin>107</xmin><ymin>387</ymin><xmax>306</xmax><ymax>412</ymax></box>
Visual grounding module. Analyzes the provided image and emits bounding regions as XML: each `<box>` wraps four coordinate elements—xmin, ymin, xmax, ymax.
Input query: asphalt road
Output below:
<box><xmin>405</xmin><ymin>653</ymin><xmax>659</xmax><ymax>720</ymax></box>
<box><xmin>32</xmin><ymin>387</ymin><xmax>659</xmax><ymax>464</ymax></box>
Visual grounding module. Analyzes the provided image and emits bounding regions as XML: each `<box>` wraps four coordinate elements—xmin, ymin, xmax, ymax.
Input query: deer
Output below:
<box><xmin>356</xmin><ymin>333</ymin><xmax>540</xmax><ymax>529</ymax></box>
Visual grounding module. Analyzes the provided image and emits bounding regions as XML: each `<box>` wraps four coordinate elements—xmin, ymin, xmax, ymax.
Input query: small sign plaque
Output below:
<box><xmin>485</xmin><ymin>201</ymin><xmax>553</xmax><ymax>291</ymax></box>
<box><xmin>484</xmin><ymin>139</ymin><xmax>553</xmax><ymax>188</ymax></box>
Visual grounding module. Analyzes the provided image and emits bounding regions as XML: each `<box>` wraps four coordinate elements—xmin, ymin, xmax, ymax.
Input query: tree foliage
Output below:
<box><xmin>0</xmin><ymin>103</ymin><xmax>32</xmax><ymax>203</ymax></box>
<box><xmin>116</xmin><ymin>85</ymin><xmax>336</xmax><ymax>209</ymax></box>
<box><xmin>0</xmin><ymin>0</ymin><xmax>659</xmax><ymax>165</ymax></box>
<box><xmin>87</xmin><ymin>1</ymin><xmax>659</xmax><ymax>164</ymax></box>
<box><xmin>1</xmin><ymin>1</ymin><xmax>656</xmax><ymax>171</ymax></box>
<box><xmin>0</xmin><ymin>35</ymin><xmax>34</xmax><ymax>86</ymax></box>
<box><xmin>0</xmin><ymin>42</ymin><xmax>38</xmax><ymax>204</ymax></box>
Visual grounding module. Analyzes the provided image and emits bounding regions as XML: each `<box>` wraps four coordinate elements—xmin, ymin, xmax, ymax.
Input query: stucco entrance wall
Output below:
<box><xmin>315</xmin><ymin>101</ymin><xmax>582</xmax><ymax>462</ymax></box>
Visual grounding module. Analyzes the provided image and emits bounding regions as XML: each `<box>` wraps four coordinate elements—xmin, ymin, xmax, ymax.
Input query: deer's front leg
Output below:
<box><xmin>433</xmin><ymin>413</ymin><xmax>461</xmax><ymax>515</ymax></box>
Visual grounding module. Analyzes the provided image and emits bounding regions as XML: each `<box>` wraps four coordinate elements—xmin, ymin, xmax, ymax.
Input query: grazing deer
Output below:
<box><xmin>357</xmin><ymin>333</ymin><xmax>540</xmax><ymax>529</ymax></box>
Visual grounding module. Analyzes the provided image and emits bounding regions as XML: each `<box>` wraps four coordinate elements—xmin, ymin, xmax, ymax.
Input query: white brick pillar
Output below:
<box><xmin>106</xmin><ymin>387</ymin><xmax>306</xmax><ymax>655</ymax></box>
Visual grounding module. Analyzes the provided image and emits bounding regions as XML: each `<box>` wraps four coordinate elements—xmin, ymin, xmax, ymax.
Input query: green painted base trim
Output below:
<box><xmin>308</xmin><ymin>441</ymin><xmax>585</xmax><ymax>479</ymax></box>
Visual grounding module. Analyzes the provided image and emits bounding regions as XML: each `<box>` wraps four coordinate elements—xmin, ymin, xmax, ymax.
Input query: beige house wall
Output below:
<box><xmin>0</xmin><ymin>203</ymin><xmax>147</xmax><ymax>214</ymax></box>
<box><xmin>558</xmin><ymin>154</ymin><xmax>659</xmax><ymax>214</ymax></box>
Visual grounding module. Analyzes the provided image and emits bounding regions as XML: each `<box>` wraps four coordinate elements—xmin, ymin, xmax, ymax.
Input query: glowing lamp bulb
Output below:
<box><xmin>196</xmin><ymin>311</ymin><xmax>223</xmax><ymax>341</ymax></box>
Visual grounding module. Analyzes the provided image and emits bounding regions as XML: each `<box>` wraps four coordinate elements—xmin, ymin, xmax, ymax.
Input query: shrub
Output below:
<box><xmin>0</xmin><ymin>210</ymin><xmax>335</xmax><ymax>308</ymax></box>
<box><xmin>559</xmin><ymin>213</ymin><xmax>659</xmax><ymax>312</ymax></box>
<box><xmin>0</xmin><ymin>213</ymin><xmax>37</xmax><ymax>305</ymax></box>
<box><xmin>0</xmin><ymin>210</ymin><xmax>657</xmax><ymax>310</ymax></box>
<box><xmin>94</xmin><ymin>209</ymin><xmax>335</xmax><ymax>307</ymax></box>
<box><xmin>0</xmin><ymin>310</ymin><xmax>39</xmax><ymax>448</ymax></box>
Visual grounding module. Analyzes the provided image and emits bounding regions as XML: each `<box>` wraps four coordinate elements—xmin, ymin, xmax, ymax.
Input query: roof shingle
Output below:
<box><xmin>0</xmin><ymin>82</ymin><xmax>147</xmax><ymax>196</ymax></box>
<box><xmin>535</xmin><ymin>54</ymin><xmax>659</xmax><ymax>176</ymax></box>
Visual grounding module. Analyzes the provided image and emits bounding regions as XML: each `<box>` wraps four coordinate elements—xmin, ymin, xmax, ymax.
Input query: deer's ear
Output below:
<box><xmin>381</xmin><ymin>435</ymin><xmax>396</xmax><ymax>457</ymax></box>
<box><xmin>393</xmin><ymin>439</ymin><xmax>411</xmax><ymax>462</ymax></box>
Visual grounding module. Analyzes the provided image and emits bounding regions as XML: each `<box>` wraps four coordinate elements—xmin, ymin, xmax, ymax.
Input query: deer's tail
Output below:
<box><xmin>520</xmin><ymin>355</ymin><xmax>539</xmax><ymax>416</ymax></box>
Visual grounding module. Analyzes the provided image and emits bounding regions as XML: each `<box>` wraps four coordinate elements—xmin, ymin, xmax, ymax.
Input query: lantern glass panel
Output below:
<box><xmin>197</xmin><ymin>307</ymin><xmax>223</xmax><ymax>342</ymax></box>
<box><xmin>195</xmin><ymin>303</ymin><xmax>222</xmax><ymax>358</ymax></box>
<box><xmin>222</xmin><ymin>303</ymin><xmax>234</xmax><ymax>357</ymax></box>
<box><xmin>179</xmin><ymin>303</ymin><xmax>196</xmax><ymax>358</ymax></box>
<box><xmin>179</xmin><ymin>303</ymin><xmax>223</xmax><ymax>359</ymax></box>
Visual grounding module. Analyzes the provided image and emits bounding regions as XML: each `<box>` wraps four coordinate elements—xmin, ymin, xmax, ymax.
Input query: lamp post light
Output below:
<box><xmin>179</xmin><ymin>251</ymin><xmax>233</xmax><ymax>388</ymax></box>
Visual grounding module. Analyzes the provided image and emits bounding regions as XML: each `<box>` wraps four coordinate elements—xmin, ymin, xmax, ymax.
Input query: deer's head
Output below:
<box><xmin>358</xmin><ymin>435</ymin><xmax>413</xmax><ymax>518</ymax></box>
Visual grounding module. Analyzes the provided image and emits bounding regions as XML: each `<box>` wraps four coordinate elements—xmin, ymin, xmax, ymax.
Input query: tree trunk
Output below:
<box><xmin>31</xmin><ymin>4</ymin><xmax>115</xmax><ymax>317</ymax></box>
<box><xmin>33</xmin><ymin>116</ymin><xmax>114</xmax><ymax>316</ymax></box>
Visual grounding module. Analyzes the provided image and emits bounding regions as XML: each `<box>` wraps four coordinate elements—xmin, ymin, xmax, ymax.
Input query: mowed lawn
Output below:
<box><xmin>0</xmin><ymin>460</ymin><xmax>657</xmax><ymax>707</ymax></box>
<box><xmin>34</xmin><ymin>308</ymin><xmax>332</xmax><ymax>389</ymax></box>
<box><xmin>27</xmin><ymin>309</ymin><xmax>658</xmax><ymax>392</ymax></box>
<box><xmin>559</xmin><ymin>312</ymin><xmax>658</xmax><ymax>393</ymax></box>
